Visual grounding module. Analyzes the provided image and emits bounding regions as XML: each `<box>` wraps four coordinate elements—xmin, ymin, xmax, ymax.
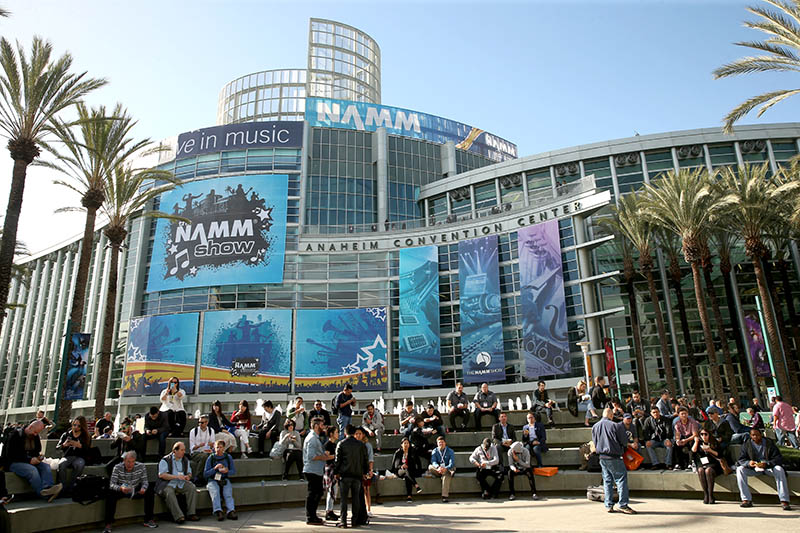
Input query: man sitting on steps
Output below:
<box><xmin>736</xmin><ymin>427</ymin><xmax>792</xmax><ymax>511</ymax></box>
<box><xmin>103</xmin><ymin>451</ymin><xmax>156</xmax><ymax>533</ymax></box>
<box><xmin>3</xmin><ymin>420</ymin><xmax>62</xmax><ymax>502</ymax></box>
<box><xmin>156</xmin><ymin>441</ymin><xmax>200</xmax><ymax>524</ymax></box>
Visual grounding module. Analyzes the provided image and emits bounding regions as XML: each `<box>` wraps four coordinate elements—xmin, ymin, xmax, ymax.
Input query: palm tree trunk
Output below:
<box><xmin>762</xmin><ymin>258</ymin><xmax>800</xmax><ymax>403</ymax></box>
<box><xmin>776</xmin><ymin>258</ymin><xmax>800</xmax><ymax>391</ymax></box>
<box><xmin>643</xmin><ymin>264</ymin><xmax>676</xmax><ymax>394</ymax></box>
<box><xmin>93</xmin><ymin>240</ymin><xmax>120</xmax><ymax>421</ymax></box>
<box><xmin>626</xmin><ymin>278</ymin><xmax>649</xmax><ymax>398</ymax></box>
<box><xmin>720</xmin><ymin>263</ymin><xmax>748</xmax><ymax>400</ymax></box>
<box><xmin>671</xmin><ymin>274</ymin><xmax>702</xmax><ymax>400</ymax></box>
<box><xmin>752</xmin><ymin>256</ymin><xmax>794</xmax><ymax>403</ymax></box>
<box><xmin>56</xmin><ymin>203</ymin><xmax>99</xmax><ymax>428</ymax></box>
<box><xmin>690</xmin><ymin>261</ymin><xmax>724</xmax><ymax>399</ymax></box>
<box><xmin>701</xmin><ymin>264</ymin><xmax>740</xmax><ymax>402</ymax></box>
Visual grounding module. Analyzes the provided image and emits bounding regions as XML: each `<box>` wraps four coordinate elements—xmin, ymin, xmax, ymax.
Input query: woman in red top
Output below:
<box><xmin>230</xmin><ymin>400</ymin><xmax>253</xmax><ymax>457</ymax></box>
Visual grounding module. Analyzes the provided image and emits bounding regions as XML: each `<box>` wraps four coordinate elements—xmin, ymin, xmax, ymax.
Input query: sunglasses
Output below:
<box><xmin>700</xmin><ymin>432</ymin><xmax>709</xmax><ymax>436</ymax></box>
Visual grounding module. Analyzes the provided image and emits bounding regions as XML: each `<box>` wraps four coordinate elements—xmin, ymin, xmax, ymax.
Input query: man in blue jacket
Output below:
<box><xmin>591</xmin><ymin>407</ymin><xmax>637</xmax><ymax>514</ymax></box>
<box><xmin>428</xmin><ymin>436</ymin><xmax>455</xmax><ymax>503</ymax></box>
<box><xmin>735</xmin><ymin>428</ymin><xmax>791</xmax><ymax>510</ymax></box>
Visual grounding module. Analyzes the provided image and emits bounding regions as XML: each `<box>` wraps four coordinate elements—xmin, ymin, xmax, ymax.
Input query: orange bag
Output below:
<box><xmin>623</xmin><ymin>446</ymin><xmax>643</xmax><ymax>471</ymax></box>
<box><xmin>533</xmin><ymin>467</ymin><xmax>559</xmax><ymax>477</ymax></box>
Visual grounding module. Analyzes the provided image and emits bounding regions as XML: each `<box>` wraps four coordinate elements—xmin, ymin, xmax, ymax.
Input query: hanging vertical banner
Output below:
<box><xmin>123</xmin><ymin>313</ymin><xmax>199</xmax><ymax>396</ymax></box>
<box><xmin>398</xmin><ymin>246</ymin><xmax>442</xmax><ymax>387</ymax></box>
<box><xmin>744</xmin><ymin>313</ymin><xmax>772</xmax><ymax>377</ymax></box>
<box><xmin>604</xmin><ymin>338</ymin><xmax>617</xmax><ymax>391</ymax></box>
<box><xmin>458</xmin><ymin>235</ymin><xmax>504</xmax><ymax>383</ymax></box>
<box><xmin>295</xmin><ymin>308</ymin><xmax>388</xmax><ymax>392</ymax></box>
<box><xmin>199</xmin><ymin>309</ymin><xmax>292</xmax><ymax>393</ymax></box>
<box><xmin>519</xmin><ymin>220</ymin><xmax>570</xmax><ymax>378</ymax></box>
<box><xmin>64</xmin><ymin>333</ymin><xmax>91</xmax><ymax>401</ymax></box>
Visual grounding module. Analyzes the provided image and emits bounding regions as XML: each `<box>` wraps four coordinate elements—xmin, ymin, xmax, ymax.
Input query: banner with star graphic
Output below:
<box><xmin>199</xmin><ymin>309</ymin><xmax>292</xmax><ymax>393</ymax></box>
<box><xmin>122</xmin><ymin>313</ymin><xmax>199</xmax><ymax>396</ymax></box>
<box><xmin>295</xmin><ymin>308</ymin><xmax>388</xmax><ymax>392</ymax></box>
<box><xmin>146</xmin><ymin>174</ymin><xmax>288</xmax><ymax>293</ymax></box>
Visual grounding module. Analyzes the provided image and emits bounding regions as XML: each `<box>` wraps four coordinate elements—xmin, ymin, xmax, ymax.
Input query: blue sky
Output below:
<box><xmin>2</xmin><ymin>0</ymin><xmax>799</xmax><ymax>252</ymax></box>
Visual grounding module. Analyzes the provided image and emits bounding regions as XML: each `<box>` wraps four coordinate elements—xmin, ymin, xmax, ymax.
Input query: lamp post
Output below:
<box><xmin>3</xmin><ymin>397</ymin><xmax>11</xmax><ymax>428</ymax></box>
<box><xmin>578</xmin><ymin>341</ymin><xmax>592</xmax><ymax>389</ymax></box>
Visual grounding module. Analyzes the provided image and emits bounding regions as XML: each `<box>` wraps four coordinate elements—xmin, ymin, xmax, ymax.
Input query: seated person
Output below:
<box><xmin>507</xmin><ymin>441</ymin><xmax>538</xmax><ymax>501</ymax></box>
<box><xmin>532</xmin><ymin>381</ymin><xmax>556</xmax><ymax>426</ymax></box>
<box><xmin>188</xmin><ymin>415</ymin><xmax>216</xmax><ymax>485</ymax></box>
<box><xmin>255</xmin><ymin>400</ymin><xmax>282</xmax><ymax>457</ymax></box>
<box><xmin>469</xmin><ymin>438</ymin><xmax>504</xmax><ymax>500</ymax></box>
<box><xmin>106</xmin><ymin>418</ymin><xmax>145</xmax><ymax>475</ymax></box>
<box><xmin>621</xmin><ymin>413</ymin><xmax>642</xmax><ymax>461</ymax></box>
<box><xmin>610</xmin><ymin>399</ymin><xmax>625</xmax><ymax>422</ymax></box>
<box><xmin>692</xmin><ymin>429</ymin><xmax>723</xmax><ymax>505</ymax></box>
<box><xmin>409</xmin><ymin>416</ymin><xmax>434</xmax><ymax>460</ymax></box>
<box><xmin>672</xmin><ymin>407</ymin><xmax>698</xmax><ymax>470</ymax></box>
<box><xmin>287</xmin><ymin>396</ymin><xmax>308</xmax><ymax>438</ymax></box>
<box><xmin>521</xmin><ymin>412</ymin><xmax>548</xmax><ymax>467</ymax></box>
<box><xmin>144</xmin><ymin>406</ymin><xmax>170</xmax><ymax>458</ymax></box>
<box><xmin>94</xmin><ymin>412</ymin><xmax>114</xmax><ymax>439</ymax></box>
<box><xmin>643</xmin><ymin>407</ymin><xmax>673</xmax><ymax>469</ymax></box>
<box><xmin>491</xmin><ymin>412</ymin><xmax>515</xmax><ymax>466</ymax></box>
<box><xmin>103</xmin><ymin>451</ymin><xmax>156</xmax><ymax>533</ymax></box>
<box><xmin>725</xmin><ymin>404</ymin><xmax>750</xmax><ymax>444</ymax></box>
<box><xmin>204</xmin><ymin>440</ymin><xmax>238</xmax><ymax>521</ymax></box>
<box><xmin>428</xmin><ymin>436</ymin><xmax>455</xmax><ymax>503</ymax></box>
<box><xmin>361</xmin><ymin>403</ymin><xmax>385</xmax><ymax>452</ymax></box>
<box><xmin>308</xmin><ymin>399</ymin><xmax>332</xmax><ymax>428</ymax></box>
<box><xmin>279</xmin><ymin>419</ymin><xmax>303</xmax><ymax>480</ymax></box>
<box><xmin>399</xmin><ymin>401</ymin><xmax>417</xmax><ymax>438</ymax></box>
<box><xmin>473</xmin><ymin>383</ymin><xmax>500</xmax><ymax>431</ymax></box>
<box><xmin>156</xmin><ymin>442</ymin><xmax>200</xmax><ymax>524</ymax></box>
<box><xmin>229</xmin><ymin>400</ymin><xmax>254</xmax><ymax>457</ymax></box>
<box><xmin>736</xmin><ymin>428</ymin><xmax>791</xmax><ymax>510</ymax></box>
<box><xmin>56</xmin><ymin>416</ymin><xmax>91</xmax><ymax>495</ymax></box>
<box><xmin>747</xmin><ymin>407</ymin><xmax>764</xmax><ymax>431</ymax></box>
<box><xmin>5</xmin><ymin>420</ymin><xmax>62</xmax><ymax>501</ymax></box>
<box><xmin>446</xmin><ymin>382</ymin><xmax>471</xmax><ymax>431</ymax></box>
<box><xmin>422</xmin><ymin>403</ymin><xmax>445</xmax><ymax>437</ymax></box>
<box><xmin>390</xmin><ymin>438</ymin><xmax>422</xmax><ymax>503</ymax></box>
<box><xmin>625</xmin><ymin>390</ymin><xmax>648</xmax><ymax>416</ymax></box>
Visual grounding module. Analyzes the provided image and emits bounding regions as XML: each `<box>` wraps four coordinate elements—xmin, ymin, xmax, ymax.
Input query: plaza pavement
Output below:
<box><xmin>109</xmin><ymin>495</ymin><xmax>800</xmax><ymax>532</ymax></box>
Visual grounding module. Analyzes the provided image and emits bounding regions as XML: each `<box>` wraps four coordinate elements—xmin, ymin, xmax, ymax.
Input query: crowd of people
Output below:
<box><xmin>1</xmin><ymin>378</ymin><xmax>799</xmax><ymax>530</ymax></box>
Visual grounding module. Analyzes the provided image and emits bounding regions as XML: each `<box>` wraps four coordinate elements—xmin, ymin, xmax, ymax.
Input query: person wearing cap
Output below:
<box><xmin>422</xmin><ymin>403</ymin><xmax>445</xmax><ymax>438</ymax></box>
<box><xmin>507</xmin><ymin>441</ymin><xmax>538</xmax><ymax>501</ymax></box>
<box><xmin>705</xmin><ymin>406</ymin><xmax>733</xmax><ymax>453</ymax></box>
<box><xmin>469</xmin><ymin>438</ymin><xmax>504</xmax><ymax>499</ymax></box>
<box><xmin>725</xmin><ymin>404</ymin><xmax>750</xmax><ymax>444</ymax></box>
<box><xmin>621</xmin><ymin>413</ymin><xmax>642</xmax><ymax>452</ymax></box>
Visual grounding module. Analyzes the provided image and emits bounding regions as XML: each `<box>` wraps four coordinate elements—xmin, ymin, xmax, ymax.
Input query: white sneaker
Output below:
<box><xmin>367</xmin><ymin>511</ymin><xmax>374</xmax><ymax>518</ymax></box>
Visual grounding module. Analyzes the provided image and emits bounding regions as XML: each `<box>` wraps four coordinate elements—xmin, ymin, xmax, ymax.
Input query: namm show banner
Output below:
<box><xmin>199</xmin><ymin>309</ymin><xmax>292</xmax><ymax>393</ymax></box>
<box><xmin>518</xmin><ymin>221</ymin><xmax>570</xmax><ymax>378</ymax></box>
<box><xmin>458</xmin><ymin>235</ymin><xmax>505</xmax><ymax>383</ymax></box>
<box><xmin>123</xmin><ymin>313</ymin><xmax>199</xmax><ymax>396</ymax></box>
<box><xmin>398</xmin><ymin>246</ymin><xmax>442</xmax><ymax>387</ymax></box>
<box><xmin>294</xmin><ymin>308</ymin><xmax>388</xmax><ymax>392</ymax></box>
<box><xmin>146</xmin><ymin>174</ymin><xmax>288</xmax><ymax>293</ymax></box>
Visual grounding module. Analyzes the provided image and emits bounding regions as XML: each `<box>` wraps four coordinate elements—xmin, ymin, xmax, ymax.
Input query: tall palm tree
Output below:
<box><xmin>713</xmin><ymin>0</ymin><xmax>800</xmax><ymax>133</ymax></box>
<box><xmin>0</xmin><ymin>37</ymin><xmax>106</xmax><ymax>336</ymax></box>
<box><xmin>607</xmin><ymin>193</ymin><xmax>676</xmax><ymax>394</ymax></box>
<box><xmin>715</xmin><ymin>163</ymin><xmax>796</xmax><ymax>403</ymax></box>
<box><xmin>657</xmin><ymin>228</ymin><xmax>703</xmax><ymax>400</ymax></box>
<box><xmin>643</xmin><ymin>167</ymin><xmax>725</xmax><ymax>399</ymax></box>
<box><xmin>43</xmin><ymin>103</ymin><xmax>150</xmax><ymax>426</ymax></box>
<box><xmin>93</xmin><ymin>165</ymin><xmax>182</xmax><ymax>419</ymax></box>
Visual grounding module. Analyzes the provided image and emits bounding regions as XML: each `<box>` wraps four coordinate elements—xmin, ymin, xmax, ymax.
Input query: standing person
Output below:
<box><xmin>673</xmin><ymin>407</ymin><xmax>699</xmax><ymax>470</ymax></box>
<box><xmin>159</xmin><ymin>377</ymin><xmax>187</xmax><ymax>437</ymax></box>
<box><xmin>323</xmin><ymin>426</ymin><xmax>340</xmax><ymax>523</ymax></box>
<box><xmin>355</xmin><ymin>427</ymin><xmax>377</xmax><ymax>518</ymax></box>
<box><xmin>230</xmin><ymin>400</ymin><xmax>254</xmax><ymax>457</ymax></box>
<box><xmin>144</xmin><ymin>406</ymin><xmax>170</xmax><ymax>458</ymax></box>
<box><xmin>56</xmin><ymin>416</ymin><xmax>91</xmax><ymax>495</ymax></box>
<box><xmin>156</xmin><ymin>442</ymin><xmax>200</xmax><ymax>524</ymax></box>
<box><xmin>446</xmin><ymin>382</ymin><xmax>471</xmax><ymax>431</ymax></box>
<box><xmin>279</xmin><ymin>419</ymin><xmax>303</xmax><ymax>480</ymax></box>
<box><xmin>532</xmin><ymin>381</ymin><xmax>556</xmax><ymax>426</ymax></box>
<box><xmin>591</xmin><ymin>407</ymin><xmax>637</xmax><ymax>514</ymax></box>
<box><xmin>473</xmin><ymin>383</ymin><xmax>500</xmax><ymax>431</ymax></box>
<box><xmin>3</xmin><ymin>420</ymin><xmax>62</xmax><ymax>502</ymax></box>
<box><xmin>207</xmin><ymin>401</ymin><xmax>237</xmax><ymax>453</ymax></box>
<box><xmin>204</xmin><ymin>440</ymin><xmax>238</xmax><ymax>521</ymax></box>
<box><xmin>334</xmin><ymin>424</ymin><xmax>369</xmax><ymax>528</ymax></box>
<box><xmin>334</xmin><ymin>384</ymin><xmax>356</xmax><ymax>441</ymax></box>
<box><xmin>736</xmin><ymin>428</ymin><xmax>791</xmax><ymax>510</ymax></box>
<box><xmin>102</xmin><ymin>451</ymin><xmax>157</xmax><ymax>533</ymax></box>
<box><xmin>771</xmin><ymin>396</ymin><xmax>799</xmax><ymax>448</ymax></box>
<box><xmin>643</xmin><ymin>406</ymin><xmax>673</xmax><ymax>469</ymax></box>
<box><xmin>304</xmin><ymin>418</ymin><xmax>333</xmax><ymax>525</ymax></box>
<box><xmin>491</xmin><ymin>412</ymin><xmax>515</xmax><ymax>466</ymax></box>
<box><xmin>428</xmin><ymin>436</ymin><xmax>455</xmax><ymax>503</ymax></box>
<box><xmin>390</xmin><ymin>438</ymin><xmax>422</xmax><ymax>503</ymax></box>
<box><xmin>362</xmin><ymin>403</ymin><xmax>385</xmax><ymax>452</ymax></box>
<box><xmin>288</xmin><ymin>396</ymin><xmax>308</xmax><ymax>437</ymax></box>
<box><xmin>507</xmin><ymin>441</ymin><xmax>538</xmax><ymax>501</ymax></box>
<box><xmin>255</xmin><ymin>400</ymin><xmax>282</xmax><ymax>457</ymax></box>
<box><xmin>188</xmin><ymin>415</ymin><xmax>215</xmax><ymax>486</ymax></box>
<box><xmin>469</xmin><ymin>438</ymin><xmax>504</xmax><ymax>500</ymax></box>
<box><xmin>309</xmin><ymin>399</ymin><xmax>332</xmax><ymax>428</ymax></box>
<box><xmin>692</xmin><ymin>429</ymin><xmax>723</xmax><ymax>504</ymax></box>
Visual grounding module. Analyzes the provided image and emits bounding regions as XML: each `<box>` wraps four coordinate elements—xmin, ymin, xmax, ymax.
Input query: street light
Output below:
<box><xmin>577</xmin><ymin>341</ymin><xmax>592</xmax><ymax>389</ymax></box>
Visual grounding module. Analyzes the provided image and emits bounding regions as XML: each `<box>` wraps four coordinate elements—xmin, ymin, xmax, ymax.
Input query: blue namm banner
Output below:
<box><xmin>295</xmin><ymin>308</ymin><xmax>388</xmax><ymax>392</ymax></box>
<box><xmin>519</xmin><ymin>221</ymin><xmax>570</xmax><ymax>378</ymax></box>
<box><xmin>123</xmin><ymin>313</ymin><xmax>200</xmax><ymax>396</ymax></box>
<box><xmin>398</xmin><ymin>246</ymin><xmax>441</xmax><ymax>386</ymax></box>
<box><xmin>146</xmin><ymin>174</ymin><xmax>288</xmax><ymax>292</ymax></box>
<box><xmin>64</xmin><ymin>333</ymin><xmax>91</xmax><ymax>401</ymax></box>
<box><xmin>199</xmin><ymin>309</ymin><xmax>292</xmax><ymax>393</ymax></box>
<box><xmin>458</xmin><ymin>236</ymin><xmax>505</xmax><ymax>383</ymax></box>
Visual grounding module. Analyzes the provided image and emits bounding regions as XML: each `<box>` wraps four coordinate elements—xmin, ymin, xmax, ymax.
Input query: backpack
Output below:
<box><xmin>586</xmin><ymin>484</ymin><xmax>618</xmax><ymax>503</ymax></box>
<box><xmin>331</xmin><ymin>394</ymin><xmax>340</xmax><ymax>416</ymax></box>
<box><xmin>586</xmin><ymin>453</ymin><xmax>601</xmax><ymax>473</ymax></box>
<box><xmin>72</xmin><ymin>474</ymin><xmax>109</xmax><ymax>505</ymax></box>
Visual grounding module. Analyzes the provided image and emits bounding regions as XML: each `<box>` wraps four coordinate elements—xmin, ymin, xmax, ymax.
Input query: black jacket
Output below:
<box><xmin>57</xmin><ymin>430</ymin><xmax>91</xmax><ymax>459</ymax></box>
<box><xmin>334</xmin><ymin>436</ymin><xmax>369</xmax><ymax>479</ymax></box>
<box><xmin>2</xmin><ymin>427</ymin><xmax>41</xmax><ymax>467</ymax></box>
<box><xmin>256</xmin><ymin>410</ymin><xmax>282</xmax><ymax>436</ymax></box>
<box><xmin>492</xmin><ymin>423</ymin><xmax>516</xmax><ymax>446</ymax></box>
<box><xmin>145</xmin><ymin>412</ymin><xmax>170</xmax><ymax>434</ymax></box>
<box><xmin>706</xmin><ymin>419</ymin><xmax>733</xmax><ymax>445</ymax></box>
<box><xmin>111</xmin><ymin>431</ymin><xmax>145</xmax><ymax>458</ymax></box>
<box><xmin>736</xmin><ymin>438</ymin><xmax>783</xmax><ymax>468</ymax></box>
<box><xmin>409</xmin><ymin>426</ymin><xmax>433</xmax><ymax>456</ymax></box>
<box><xmin>308</xmin><ymin>408</ymin><xmax>331</xmax><ymax>427</ymax></box>
<box><xmin>207</xmin><ymin>412</ymin><xmax>232</xmax><ymax>434</ymax></box>
<box><xmin>391</xmin><ymin>448</ymin><xmax>422</xmax><ymax>477</ymax></box>
<box><xmin>642</xmin><ymin>415</ymin><xmax>673</xmax><ymax>442</ymax></box>
<box><xmin>591</xmin><ymin>385</ymin><xmax>609</xmax><ymax>410</ymax></box>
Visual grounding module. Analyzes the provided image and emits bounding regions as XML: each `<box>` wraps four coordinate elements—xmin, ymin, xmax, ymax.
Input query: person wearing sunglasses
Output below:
<box><xmin>692</xmin><ymin>429</ymin><xmax>722</xmax><ymax>504</ymax></box>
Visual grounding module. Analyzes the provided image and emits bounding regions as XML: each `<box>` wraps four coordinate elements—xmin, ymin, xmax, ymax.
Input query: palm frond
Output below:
<box><xmin>721</xmin><ymin>89</ymin><xmax>800</xmax><ymax>133</ymax></box>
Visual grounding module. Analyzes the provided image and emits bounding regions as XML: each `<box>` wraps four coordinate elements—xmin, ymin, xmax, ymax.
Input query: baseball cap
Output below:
<box><xmin>622</xmin><ymin>413</ymin><xmax>632</xmax><ymax>419</ymax></box>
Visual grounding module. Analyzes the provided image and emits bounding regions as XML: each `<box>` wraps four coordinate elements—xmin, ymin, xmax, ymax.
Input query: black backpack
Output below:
<box><xmin>72</xmin><ymin>474</ymin><xmax>109</xmax><ymax>505</ymax></box>
<box><xmin>331</xmin><ymin>394</ymin><xmax>339</xmax><ymax>416</ymax></box>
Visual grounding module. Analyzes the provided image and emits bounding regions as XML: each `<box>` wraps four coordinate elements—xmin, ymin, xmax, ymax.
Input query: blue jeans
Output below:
<box><xmin>578</xmin><ymin>399</ymin><xmax>595</xmax><ymax>420</ymax></box>
<box><xmin>337</xmin><ymin>414</ymin><xmax>351</xmax><ymax>441</ymax></box>
<box><xmin>599</xmin><ymin>457</ymin><xmax>629</xmax><ymax>509</ymax></box>
<box><xmin>207</xmin><ymin>479</ymin><xmax>235</xmax><ymax>513</ymax></box>
<box><xmin>775</xmin><ymin>428</ymin><xmax>799</xmax><ymax>448</ymax></box>
<box><xmin>9</xmin><ymin>461</ymin><xmax>54</xmax><ymax>496</ymax></box>
<box><xmin>645</xmin><ymin>440</ymin><xmax>673</xmax><ymax>466</ymax></box>
<box><xmin>736</xmin><ymin>465</ymin><xmax>790</xmax><ymax>502</ymax></box>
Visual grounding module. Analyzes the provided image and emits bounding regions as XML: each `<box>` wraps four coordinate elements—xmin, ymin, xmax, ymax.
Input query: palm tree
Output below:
<box><xmin>93</xmin><ymin>165</ymin><xmax>182</xmax><ymax>419</ymax></box>
<box><xmin>657</xmin><ymin>228</ymin><xmax>703</xmax><ymax>400</ymax></box>
<box><xmin>43</xmin><ymin>103</ymin><xmax>150</xmax><ymax>426</ymax></box>
<box><xmin>643</xmin><ymin>167</ymin><xmax>725</xmax><ymax>399</ymax></box>
<box><xmin>715</xmin><ymin>163</ymin><xmax>796</xmax><ymax>403</ymax></box>
<box><xmin>596</xmin><ymin>214</ymin><xmax>649</xmax><ymax>397</ymax></box>
<box><xmin>713</xmin><ymin>0</ymin><xmax>800</xmax><ymax>133</ymax></box>
<box><xmin>0</xmin><ymin>37</ymin><xmax>106</xmax><ymax>336</ymax></box>
<box><xmin>607</xmin><ymin>193</ymin><xmax>676</xmax><ymax>394</ymax></box>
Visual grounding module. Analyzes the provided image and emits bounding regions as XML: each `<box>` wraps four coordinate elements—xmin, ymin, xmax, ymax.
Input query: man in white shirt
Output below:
<box><xmin>469</xmin><ymin>438</ymin><xmax>504</xmax><ymax>499</ymax></box>
<box><xmin>188</xmin><ymin>415</ymin><xmax>215</xmax><ymax>485</ymax></box>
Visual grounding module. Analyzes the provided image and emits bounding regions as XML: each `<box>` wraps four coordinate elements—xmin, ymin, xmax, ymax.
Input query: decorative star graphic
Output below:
<box><xmin>189</xmin><ymin>266</ymin><xmax>198</xmax><ymax>275</ymax></box>
<box><xmin>257</xmin><ymin>208</ymin><xmax>272</xmax><ymax>221</ymax></box>
<box><xmin>342</xmin><ymin>335</ymin><xmax>388</xmax><ymax>374</ymax></box>
<box><xmin>168</xmin><ymin>244</ymin><xmax>178</xmax><ymax>254</ymax></box>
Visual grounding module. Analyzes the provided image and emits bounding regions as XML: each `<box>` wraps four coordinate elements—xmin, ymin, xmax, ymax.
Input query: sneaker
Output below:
<box><xmin>509</xmin><ymin>494</ymin><xmax>516</xmax><ymax>501</ymax></box>
<box><xmin>740</xmin><ymin>501</ymin><xmax>753</xmax><ymax>508</ymax></box>
<box><xmin>481</xmin><ymin>491</ymin><xmax>489</xmax><ymax>500</ymax></box>
<box><xmin>215</xmin><ymin>511</ymin><xmax>224</xmax><ymax>521</ymax></box>
<box><xmin>227</xmin><ymin>511</ymin><xmax>238</xmax><ymax>520</ymax></box>
<box><xmin>367</xmin><ymin>511</ymin><xmax>374</xmax><ymax>518</ymax></box>
<box><xmin>619</xmin><ymin>506</ymin><xmax>637</xmax><ymax>515</ymax></box>
<box><xmin>532</xmin><ymin>494</ymin><xmax>539</xmax><ymax>501</ymax></box>
<box><xmin>442</xmin><ymin>497</ymin><xmax>449</xmax><ymax>503</ymax></box>
<box><xmin>326</xmin><ymin>511</ymin><xmax>340</xmax><ymax>521</ymax></box>
<box><xmin>175</xmin><ymin>518</ymin><xmax>185</xmax><ymax>525</ymax></box>
<box><xmin>606</xmin><ymin>507</ymin><xmax>615</xmax><ymax>513</ymax></box>
<box><xmin>781</xmin><ymin>502</ymin><xmax>792</xmax><ymax>511</ymax></box>
<box><xmin>307</xmin><ymin>518</ymin><xmax>324</xmax><ymax>525</ymax></box>
<box><xmin>103</xmin><ymin>527</ymin><xmax>112</xmax><ymax>533</ymax></box>
<box><xmin>416</xmin><ymin>486</ymin><xmax>423</xmax><ymax>494</ymax></box>
<box><xmin>186</xmin><ymin>515</ymin><xmax>200</xmax><ymax>521</ymax></box>
<box><xmin>41</xmin><ymin>483</ymin><xmax>62</xmax><ymax>503</ymax></box>
<box><xmin>406</xmin><ymin>496</ymin><xmax>413</xmax><ymax>503</ymax></box>
<box><xmin>241</xmin><ymin>452</ymin><xmax>249</xmax><ymax>459</ymax></box>
<box><xmin>673</xmin><ymin>465</ymin><xmax>682</xmax><ymax>471</ymax></box>
<box><xmin>143</xmin><ymin>520</ymin><xmax>158</xmax><ymax>528</ymax></box>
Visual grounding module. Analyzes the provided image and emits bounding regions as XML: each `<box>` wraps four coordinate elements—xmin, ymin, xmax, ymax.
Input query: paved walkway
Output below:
<box><xmin>109</xmin><ymin>495</ymin><xmax>800</xmax><ymax>532</ymax></box>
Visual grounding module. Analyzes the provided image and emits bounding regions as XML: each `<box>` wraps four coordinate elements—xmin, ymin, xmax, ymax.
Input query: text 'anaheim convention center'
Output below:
<box><xmin>2</xmin><ymin>17</ymin><xmax>800</xmax><ymax>419</ymax></box>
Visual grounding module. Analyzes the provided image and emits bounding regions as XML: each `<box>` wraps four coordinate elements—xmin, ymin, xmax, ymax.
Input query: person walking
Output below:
<box><xmin>591</xmin><ymin>407</ymin><xmax>637</xmax><ymax>514</ymax></box>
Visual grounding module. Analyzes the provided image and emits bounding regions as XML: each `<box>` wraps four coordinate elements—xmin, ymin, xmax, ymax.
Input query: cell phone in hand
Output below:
<box><xmin>1</xmin><ymin>494</ymin><xmax>14</xmax><ymax>504</ymax></box>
